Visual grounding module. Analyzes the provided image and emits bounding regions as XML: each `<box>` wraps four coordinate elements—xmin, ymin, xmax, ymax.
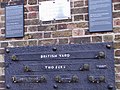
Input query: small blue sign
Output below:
<box><xmin>5</xmin><ymin>5</ymin><xmax>24</xmax><ymax>38</ymax></box>
<box><xmin>88</xmin><ymin>0</ymin><xmax>113</xmax><ymax>32</ymax></box>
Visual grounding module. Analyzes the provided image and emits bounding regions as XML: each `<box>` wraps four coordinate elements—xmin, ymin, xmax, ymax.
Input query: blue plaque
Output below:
<box><xmin>5</xmin><ymin>5</ymin><xmax>24</xmax><ymax>38</ymax></box>
<box><xmin>88</xmin><ymin>0</ymin><xmax>113</xmax><ymax>32</ymax></box>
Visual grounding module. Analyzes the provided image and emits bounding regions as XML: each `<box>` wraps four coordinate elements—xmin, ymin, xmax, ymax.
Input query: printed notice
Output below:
<box><xmin>88</xmin><ymin>0</ymin><xmax>113</xmax><ymax>32</ymax></box>
<box><xmin>39</xmin><ymin>0</ymin><xmax>71</xmax><ymax>21</ymax></box>
<box><xmin>5</xmin><ymin>5</ymin><xmax>24</xmax><ymax>38</ymax></box>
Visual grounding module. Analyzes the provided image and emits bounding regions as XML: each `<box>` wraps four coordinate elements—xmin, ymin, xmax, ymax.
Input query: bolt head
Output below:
<box><xmin>108</xmin><ymin>84</ymin><xmax>113</xmax><ymax>89</ymax></box>
<box><xmin>52</xmin><ymin>47</ymin><xmax>57</xmax><ymax>51</ymax></box>
<box><xmin>11</xmin><ymin>55</ymin><xmax>17</xmax><ymax>61</ymax></box>
<box><xmin>6</xmin><ymin>84</ymin><xmax>10</xmax><ymax>89</ymax></box>
<box><xmin>53</xmin><ymin>84</ymin><xmax>58</xmax><ymax>89</ymax></box>
<box><xmin>6</xmin><ymin>49</ymin><xmax>10</xmax><ymax>53</ymax></box>
<box><xmin>106</xmin><ymin>44</ymin><xmax>111</xmax><ymax>49</ymax></box>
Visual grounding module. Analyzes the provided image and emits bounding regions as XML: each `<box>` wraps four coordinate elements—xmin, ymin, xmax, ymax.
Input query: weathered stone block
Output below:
<box><xmin>92</xmin><ymin>36</ymin><xmax>102</xmax><ymax>43</ymax></box>
<box><xmin>52</xmin><ymin>30</ymin><xmax>72</xmax><ymax>38</ymax></box>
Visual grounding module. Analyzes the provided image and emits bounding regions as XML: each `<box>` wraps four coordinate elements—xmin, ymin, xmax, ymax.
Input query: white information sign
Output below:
<box><xmin>39</xmin><ymin>0</ymin><xmax>71</xmax><ymax>21</ymax></box>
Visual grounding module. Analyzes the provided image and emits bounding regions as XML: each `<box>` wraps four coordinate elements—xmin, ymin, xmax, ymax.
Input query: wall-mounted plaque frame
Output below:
<box><xmin>39</xmin><ymin>0</ymin><xmax>71</xmax><ymax>21</ymax></box>
<box><xmin>88</xmin><ymin>0</ymin><xmax>113</xmax><ymax>32</ymax></box>
<box><xmin>5</xmin><ymin>5</ymin><xmax>24</xmax><ymax>38</ymax></box>
<box><xmin>5</xmin><ymin>42</ymin><xmax>115</xmax><ymax>90</ymax></box>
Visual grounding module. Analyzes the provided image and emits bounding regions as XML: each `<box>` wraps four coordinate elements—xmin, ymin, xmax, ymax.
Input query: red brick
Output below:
<box><xmin>0</xmin><ymin>82</ymin><xmax>5</xmax><ymax>88</ymax></box>
<box><xmin>67</xmin><ymin>23</ymin><xmax>77</xmax><ymax>30</ymax></box>
<box><xmin>72</xmin><ymin>29</ymin><xmax>84</xmax><ymax>36</ymax></box>
<box><xmin>0</xmin><ymin>23</ymin><xmax>5</xmax><ymax>28</ymax></box>
<box><xmin>28</xmin><ymin>0</ymin><xmax>37</xmax><ymax>5</ymax></box>
<box><xmin>114</xmin><ymin>3</ymin><xmax>120</xmax><ymax>10</ymax></box>
<box><xmin>85</xmin><ymin>0</ymin><xmax>88</xmax><ymax>6</ymax></box>
<box><xmin>85</xmin><ymin>14</ymin><xmax>89</xmax><ymax>21</ymax></box>
<box><xmin>92</xmin><ymin>36</ymin><xmax>102</xmax><ymax>43</ymax></box>
<box><xmin>52</xmin><ymin>30</ymin><xmax>72</xmax><ymax>38</ymax></box>
<box><xmin>114</xmin><ymin>42</ymin><xmax>120</xmax><ymax>49</ymax></box>
<box><xmin>2</xmin><ymin>0</ymin><xmax>9</xmax><ymax>3</ymax></box>
<box><xmin>28</xmin><ymin>12</ymin><xmax>38</xmax><ymax>19</ymax></box>
<box><xmin>24</xmin><ymin>7</ymin><xmax>29</xmax><ymax>12</ymax></box>
<box><xmin>59</xmin><ymin>38</ymin><xmax>68</xmax><ymax>44</ymax></box>
<box><xmin>38</xmin><ymin>25</ymin><xmax>57</xmax><ymax>31</ymax></box>
<box><xmin>74</xmin><ymin>1</ymin><xmax>84</xmax><ymax>7</ymax></box>
<box><xmin>25</xmin><ymin>19</ymin><xmax>39</xmax><ymax>25</ymax></box>
<box><xmin>0</xmin><ymin>75</ymin><xmax>5</xmax><ymax>81</ymax></box>
<box><xmin>115</xmin><ymin>58</ymin><xmax>120</xmax><ymax>64</ymax></box>
<box><xmin>9</xmin><ymin>41</ymin><xmax>28</xmax><ymax>47</ymax></box>
<box><xmin>116</xmin><ymin>82</ymin><xmax>120</xmax><ymax>89</ymax></box>
<box><xmin>0</xmin><ymin>9</ymin><xmax>4</xmax><ymax>15</ymax></box>
<box><xmin>28</xmin><ymin>6</ymin><xmax>39</xmax><ymax>11</ymax></box>
<box><xmin>70</xmin><ymin>2</ymin><xmax>74</xmax><ymax>8</ymax></box>
<box><xmin>58</xmin><ymin>24</ymin><xmax>67</xmax><ymax>30</ymax></box>
<box><xmin>24</xmin><ymin>34</ymin><xmax>32</xmax><ymax>39</ymax></box>
<box><xmin>1</xmin><ymin>16</ymin><xmax>5</xmax><ymax>21</ymax></box>
<box><xmin>24</xmin><ymin>0</ymin><xmax>27</xmax><ymax>5</ymax></box>
<box><xmin>28</xmin><ymin>26</ymin><xmax>38</xmax><ymax>32</ymax></box>
<box><xmin>28</xmin><ymin>40</ymin><xmax>37</xmax><ymax>46</ymax></box>
<box><xmin>103</xmin><ymin>35</ymin><xmax>113</xmax><ymax>42</ymax></box>
<box><xmin>1</xmin><ymin>29</ymin><xmax>5</xmax><ymax>34</ymax></box>
<box><xmin>55</xmin><ymin>19</ymin><xmax>72</xmax><ymax>23</ymax></box>
<box><xmin>42</xmin><ymin>21</ymin><xmax>52</xmax><ymax>24</ymax></box>
<box><xmin>0</xmin><ymin>36</ymin><xmax>5</xmax><ymax>41</ymax></box>
<box><xmin>115</xmin><ymin>65</ymin><xmax>120</xmax><ymax>73</ymax></box>
<box><xmin>24</xmin><ymin>13</ymin><xmax>27</xmax><ymax>19</ymax></box>
<box><xmin>24</xmin><ymin>27</ymin><xmax>28</xmax><ymax>32</ymax></box>
<box><xmin>44</xmin><ymin>32</ymin><xmax>51</xmax><ymax>38</ymax></box>
<box><xmin>113</xmin><ymin>0</ymin><xmax>120</xmax><ymax>2</ymax></box>
<box><xmin>115</xmin><ymin>50</ymin><xmax>120</xmax><ymax>56</ymax></box>
<box><xmin>0</xmin><ymin>48</ymin><xmax>5</xmax><ymax>54</ymax></box>
<box><xmin>38</xmin><ymin>39</ymin><xmax>57</xmax><ymax>46</ymax></box>
<box><xmin>116</xmin><ymin>73</ymin><xmax>120</xmax><ymax>81</ymax></box>
<box><xmin>115</xmin><ymin>35</ymin><xmax>120</xmax><ymax>41</ymax></box>
<box><xmin>114</xmin><ymin>19</ymin><xmax>120</xmax><ymax>26</ymax></box>
<box><xmin>113</xmin><ymin>27</ymin><xmax>120</xmax><ymax>33</ymax></box>
<box><xmin>74</xmin><ymin>15</ymin><xmax>84</xmax><ymax>21</ymax></box>
<box><xmin>32</xmin><ymin>33</ymin><xmax>42</xmax><ymax>39</ymax></box>
<box><xmin>71</xmin><ymin>7</ymin><xmax>88</xmax><ymax>14</ymax></box>
<box><xmin>77</xmin><ymin>22</ymin><xmax>88</xmax><ymax>28</ymax></box>
<box><xmin>113</xmin><ymin>12</ymin><xmax>120</xmax><ymax>18</ymax></box>
<box><xmin>70</xmin><ymin>37</ymin><xmax>90</xmax><ymax>44</ymax></box>
<box><xmin>1</xmin><ymin>42</ymin><xmax>8</xmax><ymax>48</ymax></box>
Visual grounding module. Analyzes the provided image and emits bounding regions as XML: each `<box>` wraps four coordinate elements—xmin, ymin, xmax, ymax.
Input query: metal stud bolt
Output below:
<box><xmin>52</xmin><ymin>47</ymin><xmax>57</xmax><ymax>51</ymax></box>
<box><xmin>11</xmin><ymin>55</ymin><xmax>17</xmax><ymax>61</ymax></box>
<box><xmin>72</xmin><ymin>75</ymin><xmax>79</xmax><ymax>82</ymax></box>
<box><xmin>24</xmin><ymin>66</ymin><xmax>31</xmax><ymax>72</ymax></box>
<box><xmin>108</xmin><ymin>84</ymin><xmax>113</xmax><ymax>89</ymax></box>
<box><xmin>80</xmin><ymin>64</ymin><xmax>89</xmax><ymax>71</ymax></box>
<box><xmin>96</xmin><ymin>51</ymin><xmax>105</xmax><ymax>59</ymax></box>
<box><xmin>6</xmin><ymin>84</ymin><xmax>10</xmax><ymax>89</ymax></box>
<box><xmin>88</xmin><ymin>76</ymin><xmax>95</xmax><ymax>82</ymax></box>
<box><xmin>6</xmin><ymin>49</ymin><xmax>10</xmax><ymax>53</ymax></box>
<box><xmin>40</xmin><ymin>76</ymin><xmax>46</xmax><ymax>82</ymax></box>
<box><xmin>55</xmin><ymin>75</ymin><xmax>62</xmax><ymax>83</ymax></box>
<box><xmin>12</xmin><ymin>76</ymin><xmax>17</xmax><ymax>83</ymax></box>
<box><xmin>106</xmin><ymin>44</ymin><xmax>111</xmax><ymax>49</ymax></box>
<box><xmin>99</xmin><ymin>76</ymin><xmax>105</xmax><ymax>82</ymax></box>
<box><xmin>53</xmin><ymin>84</ymin><xmax>58</xmax><ymax>89</ymax></box>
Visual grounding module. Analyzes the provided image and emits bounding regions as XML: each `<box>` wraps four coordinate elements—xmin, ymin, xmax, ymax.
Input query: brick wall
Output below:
<box><xmin>0</xmin><ymin>0</ymin><xmax>120</xmax><ymax>89</ymax></box>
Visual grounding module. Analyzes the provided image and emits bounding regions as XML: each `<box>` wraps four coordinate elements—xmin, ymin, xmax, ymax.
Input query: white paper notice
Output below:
<box><xmin>39</xmin><ymin>0</ymin><xmax>71</xmax><ymax>21</ymax></box>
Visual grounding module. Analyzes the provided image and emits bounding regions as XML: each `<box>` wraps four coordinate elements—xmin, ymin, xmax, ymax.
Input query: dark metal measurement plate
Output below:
<box><xmin>5</xmin><ymin>42</ymin><xmax>115</xmax><ymax>90</ymax></box>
